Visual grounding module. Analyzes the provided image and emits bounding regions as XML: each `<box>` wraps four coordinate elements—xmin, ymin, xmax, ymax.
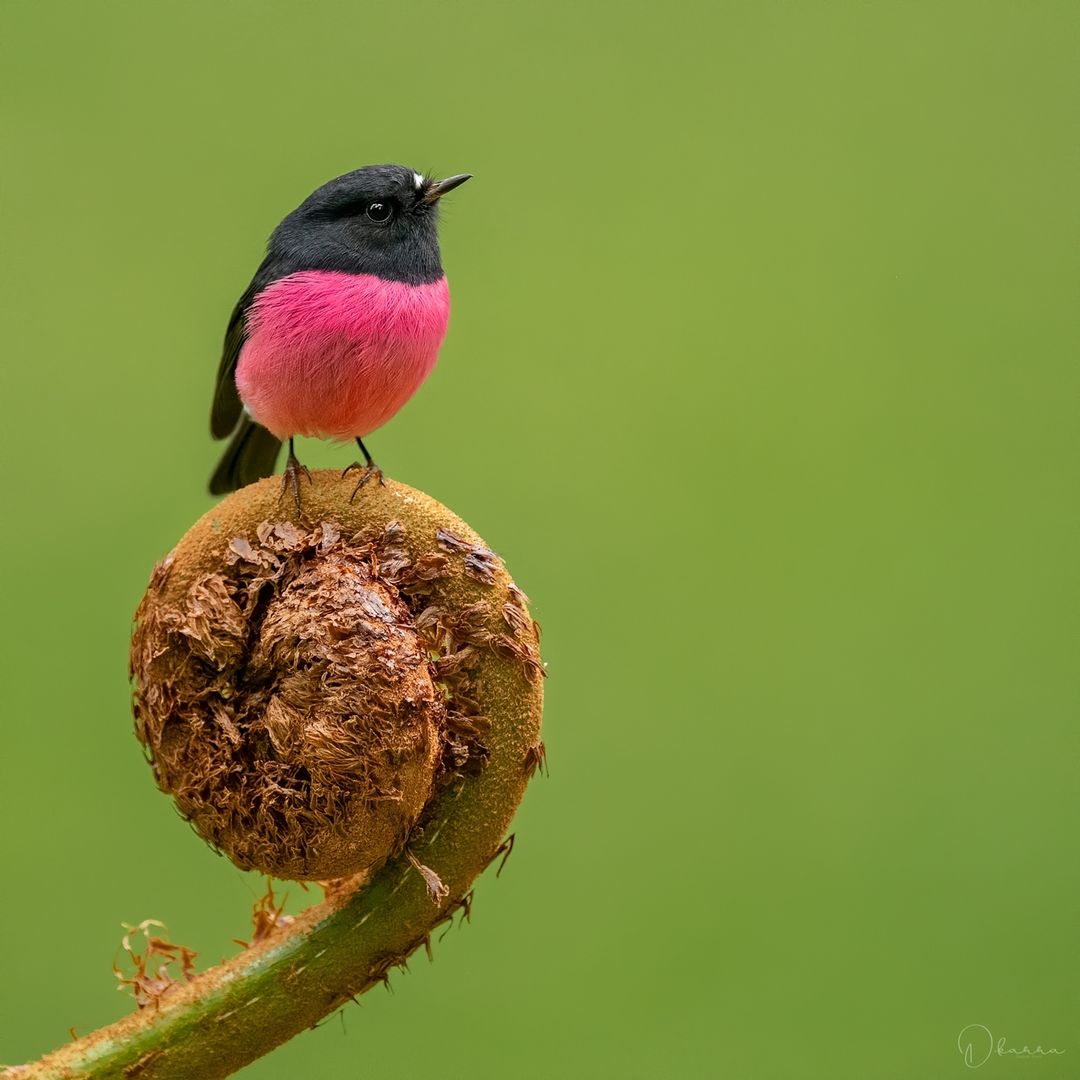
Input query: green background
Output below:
<box><xmin>1</xmin><ymin>2</ymin><xmax>1076</xmax><ymax>1077</ymax></box>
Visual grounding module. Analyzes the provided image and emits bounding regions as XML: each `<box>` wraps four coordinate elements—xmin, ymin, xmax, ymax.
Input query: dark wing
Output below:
<box><xmin>210</xmin><ymin>254</ymin><xmax>284</xmax><ymax>439</ymax></box>
<box><xmin>208</xmin><ymin>254</ymin><xmax>291</xmax><ymax>494</ymax></box>
<box><xmin>211</xmin><ymin>287</ymin><xmax>256</xmax><ymax>438</ymax></box>
<box><xmin>210</xmin><ymin>299</ymin><xmax>248</xmax><ymax>437</ymax></box>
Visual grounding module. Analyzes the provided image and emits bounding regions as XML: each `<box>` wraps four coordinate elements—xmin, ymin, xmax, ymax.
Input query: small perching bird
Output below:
<box><xmin>209</xmin><ymin>164</ymin><xmax>471</xmax><ymax>506</ymax></box>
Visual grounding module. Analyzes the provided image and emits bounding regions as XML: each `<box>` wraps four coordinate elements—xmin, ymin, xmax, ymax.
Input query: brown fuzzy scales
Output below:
<box><xmin>130</xmin><ymin>507</ymin><xmax>532</xmax><ymax>881</ymax></box>
<box><xmin>133</xmin><ymin>525</ymin><xmax>441</xmax><ymax>879</ymax></box>
<box><xmin>234</xmin><ymin>881</ymin><xmax>294</xmax><ymax>948</ymax></box>
<box><xmin>114</xmin><ymin>922</ymin><xmax>197</xmax><ymax>1012</ymax></box>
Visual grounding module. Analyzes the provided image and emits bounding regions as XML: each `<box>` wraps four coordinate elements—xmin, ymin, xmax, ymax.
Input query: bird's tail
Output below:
<box><xmin>209</xmin><ymin>417</ymin><xmax>282</xmax><ymax>495</ymax></box>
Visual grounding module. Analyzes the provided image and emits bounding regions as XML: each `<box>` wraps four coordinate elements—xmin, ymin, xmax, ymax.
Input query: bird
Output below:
<box><xmin>208</xmin><ymin>163</ymin><xmax>471</xmax><ymax>508</ymax></box>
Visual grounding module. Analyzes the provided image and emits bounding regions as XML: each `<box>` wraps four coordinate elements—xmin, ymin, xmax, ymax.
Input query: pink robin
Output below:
<box><xmin>209</xmin><ymin>164</ymin><xmax>471</xmax><ymax>508</ymax></box>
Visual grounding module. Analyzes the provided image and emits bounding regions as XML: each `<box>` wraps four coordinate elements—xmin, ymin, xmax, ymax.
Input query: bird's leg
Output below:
<box><xmin>280</xmin><ymin>437</ymin><xmax>312</xmax><ymax>516</ymax></box>
<box><xmin>342</xmin><ymin>437</ymin><xmax>385</xmax><ymax>501</ymax></box>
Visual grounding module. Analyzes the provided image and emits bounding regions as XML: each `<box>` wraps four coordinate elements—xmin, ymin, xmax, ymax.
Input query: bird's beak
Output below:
<box><xmin>423</xmin><ymin>173</ymin><xmax>472</xmax><ymax>204</ymax></box>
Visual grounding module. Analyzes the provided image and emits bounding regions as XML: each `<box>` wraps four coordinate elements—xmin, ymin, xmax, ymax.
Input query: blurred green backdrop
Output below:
<box><xmin>1</xmin><ymin>2</ymin><xmax>1077</xmax><ymax>1077</ymax></box>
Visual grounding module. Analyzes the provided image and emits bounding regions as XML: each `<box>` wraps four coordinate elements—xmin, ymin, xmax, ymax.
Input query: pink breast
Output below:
<box><xmin>235</xmin><ymin>271</ymin><xmax>450</xmax><ymax>441</ymax></box>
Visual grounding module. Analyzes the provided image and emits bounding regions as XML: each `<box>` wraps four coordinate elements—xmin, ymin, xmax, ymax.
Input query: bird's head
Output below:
<box><xmin>269</xmin><ymin>164</ymin><xmax>472</xmax><ymax>284</ymax></box>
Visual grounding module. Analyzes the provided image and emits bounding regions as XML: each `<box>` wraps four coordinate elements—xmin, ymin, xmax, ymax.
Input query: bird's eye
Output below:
<box><xmin>365</xmin><ymin>201</ymin><xmax>392</xmax><ymax>223</ymax></box>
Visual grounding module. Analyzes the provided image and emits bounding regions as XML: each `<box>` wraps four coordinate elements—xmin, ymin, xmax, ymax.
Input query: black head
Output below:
<box><xmin>267</xmin><ymin>164</ymin><xmax>471</xmax><ymax>285</ymax></box>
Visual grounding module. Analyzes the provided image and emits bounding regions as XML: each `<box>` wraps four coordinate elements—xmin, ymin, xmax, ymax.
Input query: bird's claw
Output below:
<box><xmin>342</xmin><ymin>461</ymin><xmax>385</xmax><ymax>502</ymax></box>
<box><xmin>280</xmin><ymin>454</ymin><xmax>312</xmax><ymax>517</ymax></box>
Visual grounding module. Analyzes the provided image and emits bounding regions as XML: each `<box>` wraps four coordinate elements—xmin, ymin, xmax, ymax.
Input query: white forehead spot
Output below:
<box><xmin>413</xmin><ymin>172</ymin><xmax>424</xmax><ymax>189</ymax></box>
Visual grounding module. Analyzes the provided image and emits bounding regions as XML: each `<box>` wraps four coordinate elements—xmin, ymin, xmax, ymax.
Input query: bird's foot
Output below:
<box><xmin>342</xmin><ymin>460</ymin><xmax>385</xmax><ymax>502</ymax></box>
<box><xmin>280</xmin><ymin>452</ymin><xmax>312</xmax><ymax>517</ymax></box>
